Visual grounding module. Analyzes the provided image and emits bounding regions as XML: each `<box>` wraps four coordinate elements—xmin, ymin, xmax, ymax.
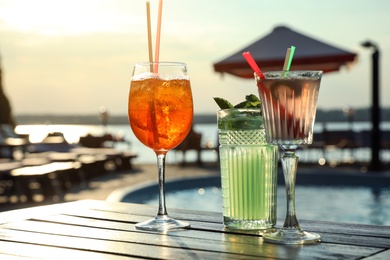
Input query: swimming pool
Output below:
<box><xmin>107</xmin><ymin>176</ymin><xmax>390</xmax><ymax>226</ymax></box>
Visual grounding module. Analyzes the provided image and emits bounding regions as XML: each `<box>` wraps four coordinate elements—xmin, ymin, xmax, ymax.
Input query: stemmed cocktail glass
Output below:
<box><xmin>256</xmin><ymin>70</ymin><xmax>322</xmax><ymax>244</ymax></box>
<box><xmin>128</xmin><ymin>62</ymin><xmax>193</xmax><ymax>231</ymax></box>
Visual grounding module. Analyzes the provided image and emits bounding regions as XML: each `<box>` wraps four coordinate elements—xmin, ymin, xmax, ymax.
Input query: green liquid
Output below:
<box><xmin>219</xmin><ymin>133</ymin><xmax>278</xmax><ymax>229</ymax></box>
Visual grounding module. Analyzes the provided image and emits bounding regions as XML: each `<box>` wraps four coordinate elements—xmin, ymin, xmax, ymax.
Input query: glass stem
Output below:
<box><xmin>281</xmin><ymin>150</ymin><xmax>301</xmax><ymax>230</ymax></box>
<box><xmin>156</xmin><ymin>153</ymin><xmax>168</xmax><ymax>217</ymax></box>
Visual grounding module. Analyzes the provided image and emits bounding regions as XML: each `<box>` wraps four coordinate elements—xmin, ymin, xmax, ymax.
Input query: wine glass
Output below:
<box><xmin>128</xmin><ymin>62</ymin><xmax>193</xmax><ymax>231</ymax></box>
<box><xmin>255</xmin><ymin>70</ymin><xmax>322</xmax><ymax>244</ymax></box>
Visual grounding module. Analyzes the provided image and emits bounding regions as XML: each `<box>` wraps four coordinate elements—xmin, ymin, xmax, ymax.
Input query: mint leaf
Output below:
<box><xmin>213</xmin><ymin>97</ymin><xmax>233</xmax><ymax>109</ymax></box>
<box><xmin>245</xmin><ymin>94</ymin><xmax>259</xmax><ymax>103</ymax></box>
<box><xmin>245</xmin><ymin>94</ymin><xmax>261</xmax><ymax>108</ymax></box>
<box><xmin>214</xmin><ymin>94</ymin><xmax>261</xmax><ymax>109</ymax></box>
<box><xmin>233</xmin><ymin>94</ymin><xmax>261</xmax><ymax>108</ymax></box>
<box><xmin>218</xmin><ymin>109</ymin><xmax>263</xmax><ymax>130</ymax></box>
<box><xmin>233</xmin><ymin>101</ymin><xmax>247</xmax><ymax>108</ymax></box>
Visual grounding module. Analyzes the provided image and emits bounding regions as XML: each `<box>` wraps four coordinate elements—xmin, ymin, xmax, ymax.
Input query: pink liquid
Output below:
<box><xmin>258</xmin><ymin>78</ymin><xmax>320</xmax><ymax>145</ymax></box>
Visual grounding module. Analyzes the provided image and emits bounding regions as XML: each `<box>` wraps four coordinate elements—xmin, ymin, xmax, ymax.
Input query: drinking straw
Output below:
<box><xmin>154</xmin><ymin>0</ymin><xmax>163</xmax><ymax>73</ymax></box>
<box><xmin>242</xmin><ymin>52</ymin><xmax>265</xmax><ymax>79</ymax></box>
<box><xmin>146</xmin><ymin>2</ymin><xmax>153</xmax><ymax>62</ymax></box>
<box><xmin>281</xmin><ymin>46</ymin><xmax>302</xmax><ymax>136</ymax></box>
<box><xmin>242</xmin><ymin>52</ymin><xmax>269</xmax><ymax>96</ymax></box>
<box><xmin>146</xmin><ymin>1</ymin><xmax>153</xmax><ymax>71</ymax></box>
<box><xmin>282</xmin><ymin>46</ymin><xmax>295</xmax><ymax>71</ymax></box>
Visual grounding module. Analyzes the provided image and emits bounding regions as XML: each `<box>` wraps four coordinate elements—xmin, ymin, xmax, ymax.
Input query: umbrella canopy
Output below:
<box><xmin>213</xmin><ymin>26</ymin><xmax>358</xmax><ymax>78</ymax></box>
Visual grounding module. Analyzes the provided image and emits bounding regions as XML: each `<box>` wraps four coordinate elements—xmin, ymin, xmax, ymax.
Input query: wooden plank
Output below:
<box><xmin>0</xmin><ymin>200</ymin><xmax>89</xmax><ymax>224</ymax></box>
<box><xmin>78</xmin><ymin>200</ymin><xmax>390</xmax><ymax>238</ymax></box>
<box><xmin>2</xmin><ymin>200</ymin><xmax>389</xmax><ymax>242</ymax></box>
<box><xmin>298</xmin><ymin>219</ymin><xmax>390</xmax><ymax>238</ymax></box>
<box><xmin>0</xmin><ymin>228</ymin><xmax>258</xmax><ymax>259</ymax></box>
<box><xmin>364</xmin><ymin>249</ymin><xmax>390</xmax><ymax>260</ymax></box>
<box><xmin>0</xmin><ymin>240</ymin><xmax>128</xmax><ymax>259</ymax></box>
<box><xmin>1</xmin><ymin>200</ymin><xmax>390</xmax><ymax>259</ymax></box>
<box><xmin>1</xmin><ymin>218</ymin><xmax>383</xmax><ymax>259</ymax></box>
<box><xmin>30</xmin><ymin>210</ymin><xmax>390</xmax><ymax>250</ymax></box>
<box><xmin>5</xmin><ymin>199</ymin><xmax>384</xmax><ymax>250</ymax></box>
<box><xmin>78</xmin><ymin>200</ymin><xmax>222</xmax><ymax>223</ymax></box>
<box><xmin>39</xmin><ymin>201</ymin><xmax>390</xmax><ymax>248</ymax></box>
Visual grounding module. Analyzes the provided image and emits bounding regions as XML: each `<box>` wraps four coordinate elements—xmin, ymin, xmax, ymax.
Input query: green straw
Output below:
<box><xmin>282</xmin><ymin>45</ymin><xmax>296</xmax><ymax>71</ymax></box>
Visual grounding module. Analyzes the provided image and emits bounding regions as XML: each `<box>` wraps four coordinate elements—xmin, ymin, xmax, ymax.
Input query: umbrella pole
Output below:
<box><xmin>370</xmin><ymin>48</ymin><xmax>381</xmax><ymax>171</ymax></box>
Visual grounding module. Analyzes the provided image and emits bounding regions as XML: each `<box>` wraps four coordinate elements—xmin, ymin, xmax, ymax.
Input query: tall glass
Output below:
<box><xmin>255</xmin><ymin>70</ymin><xmax>322</xmax><ymax>244</ymax></box>
<box><xmin>218</xmin><ymin>108</ymin><xmax>278</xmax><ymax>230</ymax></box>
<box><xmin>128</xmin><ymin>62</ymin><xmax>193</xmax><ymax>231</ymax></box>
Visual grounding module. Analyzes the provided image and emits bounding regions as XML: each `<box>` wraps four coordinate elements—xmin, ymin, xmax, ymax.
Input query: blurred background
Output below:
<box><xmin>0</xmin><ymin>0</ymin><xmax>389</xmax><ymax>116</ymax></box>
<box><xmin>1</xmin><ymin>1</ymin><xmax>389</xmax><ymax>225</ymax></box>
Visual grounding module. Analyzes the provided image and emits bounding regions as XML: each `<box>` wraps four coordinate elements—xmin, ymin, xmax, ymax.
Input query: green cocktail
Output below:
<box><xmin>218</xmin><ymin>108</ymin><xmax>278</xmax><ymax>229</ymax></box>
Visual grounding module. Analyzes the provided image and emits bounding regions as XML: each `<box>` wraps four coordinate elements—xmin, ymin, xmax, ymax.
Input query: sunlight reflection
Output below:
<box><xmin>15</xmin><ymin>125</ymin><xmax>89</xmax><ymax>144</ymax></box>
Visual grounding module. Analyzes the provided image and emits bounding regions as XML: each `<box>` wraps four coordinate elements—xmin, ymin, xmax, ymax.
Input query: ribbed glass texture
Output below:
<box><xmin>256</xmin><ymin>71</ymin><xmax>321</xmax><ymax>146</ymax></box>
<box><xmin>217</xmin><ymin>109</ymin><xmax>278</xmax><ymax>230</ymax></box>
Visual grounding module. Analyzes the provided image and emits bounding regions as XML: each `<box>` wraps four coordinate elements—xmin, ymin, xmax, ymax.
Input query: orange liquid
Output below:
<box><xmin>128</xmin><ymin>77</ymin><xmax>193</xmax><ymax>153</ymax></box>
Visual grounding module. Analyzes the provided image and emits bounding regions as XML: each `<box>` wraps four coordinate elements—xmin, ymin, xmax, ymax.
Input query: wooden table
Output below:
<box><xmin>0</xmin><ymin>200</ymin><xmax>389</xmax><ymax>259</ymax></box>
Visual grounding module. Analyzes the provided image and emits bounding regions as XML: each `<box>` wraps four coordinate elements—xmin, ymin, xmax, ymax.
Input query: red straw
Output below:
<box><xmin>242</xmin><ymin>51</ymin><xmax>270</xmax><ymax>98</ymax></box>
<box><xmin>242</xmin><ymin>52</ymin><xmax>265</xmax><ymax>79</ymax></box>
<box><xmin>154</xmin><ymin>0</ymin><xmax>163</xmax><ymax>73</ymax></box>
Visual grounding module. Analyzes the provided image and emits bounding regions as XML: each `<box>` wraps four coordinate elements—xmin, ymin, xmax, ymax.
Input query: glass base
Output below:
<box><xmin>263</xmin><ymin>228</ymin><xmax>321</xmax><ymax>245</ymax></box>
<box><xmin>224</xmin><ymin>216</ymin><xmax>276</xmax><ymax>230</ymax></box>
<box><xmin>135</xmin><ymin>215</ymin><xmax>190</xmax><ymax>231</ymax></box>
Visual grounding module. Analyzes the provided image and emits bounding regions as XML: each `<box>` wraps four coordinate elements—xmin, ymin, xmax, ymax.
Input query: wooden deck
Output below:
<box><xmin>0</xmin><ymin>200</ymin><xmax>389</xmax><ymax>259</ymax></box>
<box><xmin>0</xmin><ymin>149</ymin><xmax>138</xmax><ymax>205</ymax></box>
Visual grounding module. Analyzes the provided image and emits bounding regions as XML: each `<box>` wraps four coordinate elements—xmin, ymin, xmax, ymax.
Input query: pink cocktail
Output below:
<box><xmin>255</xmin><ymin>70</ymin><xmax>322</xmax><ymax>245</ymax></box>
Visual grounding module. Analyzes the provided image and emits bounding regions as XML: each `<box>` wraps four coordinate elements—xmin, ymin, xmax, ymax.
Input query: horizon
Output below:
<box><xmin>1</xmin><ymin>0</ymin><xmax>389</xmax><ymax>115</ymax></box>
<box><xmin>12</xmin><ymin>105</ymin><xmax>390</xmax><ymax>117</ymax></box>
<box><xmin>13</xmin><ymin>107</ymin><xmax>390</xmax><ymax>124</ymax></box>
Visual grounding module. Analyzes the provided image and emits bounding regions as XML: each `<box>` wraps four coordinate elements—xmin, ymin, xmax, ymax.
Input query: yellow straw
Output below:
<box><xmin>146</xmin><ymin>1</ymin><xmax>154</xmax><ymax>72</ymax></box>
<box><xmin>154</xmin><ymin>0</ymin><xmax>163</xmax><ymax>73</ymax></box>
<box><xmin>283</xmin><ymin>46</ymin><xmax>296</xmax><ymax>71</ymax></box>
<box><xmin>146</xmin><ymin>1</ymin><xmax>153</xmax><ymax>67</ymax></box>
<box><xmin>283</xmin><ymin>48</ymin><xmax>291</xmax><ymax>70</ymax></box>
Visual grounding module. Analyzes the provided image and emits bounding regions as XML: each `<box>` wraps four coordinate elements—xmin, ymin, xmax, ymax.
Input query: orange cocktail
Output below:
<box><xmin>128</xmin><ymin>62</ymin><xmax>193</xmax><ymax>231</ymax></box>
<box><xmin>129</xmin><ymin>76</ymin><xmax>193</xmax><ymax>153</ymax></box>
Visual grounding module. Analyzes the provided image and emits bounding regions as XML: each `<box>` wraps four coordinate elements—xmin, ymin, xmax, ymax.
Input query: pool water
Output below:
<box><xmin>119</xmin><ymin>178</ymin><xmax>390</xmax><ymax>226</ymax></box>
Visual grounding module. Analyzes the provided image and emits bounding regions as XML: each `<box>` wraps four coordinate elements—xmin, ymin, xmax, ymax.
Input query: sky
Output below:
<box><xmin>0</xmin><ymin>0</ymin><xmax>389</xmax><ymax>116</ymax></box>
